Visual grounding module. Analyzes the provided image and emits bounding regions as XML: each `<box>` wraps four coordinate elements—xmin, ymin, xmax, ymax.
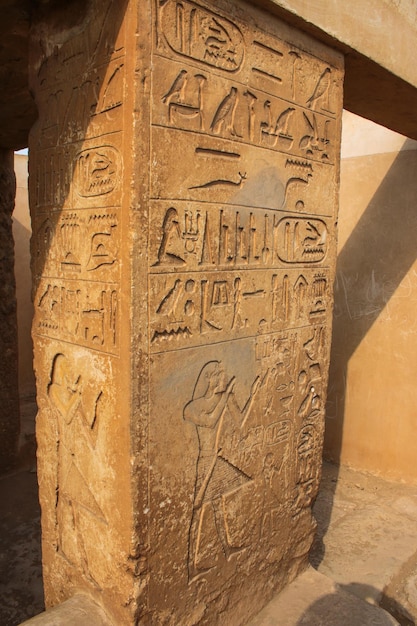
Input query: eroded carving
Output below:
<box><xmin>159</xmin><ymin>0</ymin><xmax>244</xmax><ymax>71</ymax></box>
<box><xmin>74</xmin><ymin>146</ymin><xmax>121</xmax><ymax>197</ymax></box>
<box><xmin>48</xmin><ymin>352</ymin><xmax>106</xmax><ymax>586</ymax></box>
<box><xmin>260</xmin><ymin>102</ymin><xmax>295</xmax><ymax>149</ymax></box>
<box><xmin>162</xmin><ymin>70</ymin><xmax>206</xmax><ymax>130</ymax></box>
<box><xmin>34</xmin><ymin>148</ymin><xmax>71</xmax><ymax>207</ymax></box>
<box><xmin>184</xmin><ymin>361</ymin><xmax>261</xmax><ymax>581</ymax></box>
<box><xmin>299</xmin><ymin>112</ymin><xmax>330</xmax><ymax>160</ymax></box>
<box><xmin>153</xmin><ymin>57</ymin><xmax>338</xmax><ymax>166</ymax></box>
<box><xmin>293</xmin><ymin>424</ymin><xmax>322</xmax><ymax>514</ymax></box>
<box><xmin>210</xmin><ymin>86</ymin><xmax>240</xmax><ymax>137</ymax></box>
<box><xmin>34</xmin><ymin>210</ymin><xmax>119</xmax><ymax>278</ymax></box>
<box><xmin>95</xmin><ymin>63</ymin><xmax>124</xmax><ymax>114</ymax></box>
<box><xmin>150</xmin><ymin>269</ymin><xmax>331</xmax><ymax>350</ymax></box>
<box><xmin>276</xmin><ymin>217</ymin><xmax>328</xmax><ymax>264</ymax></box>
<box><xmin>306</xmin><ymin>67</ymin><xmax>332</xmax><ymax>112</ymax></box>
<box><xmin>36</xmin><ymin>282</ymin><xmax>118</xmax><ymax>353</ymax></box>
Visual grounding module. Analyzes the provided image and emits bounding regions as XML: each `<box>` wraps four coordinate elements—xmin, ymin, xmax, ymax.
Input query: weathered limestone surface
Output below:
<box><xmin>29</xmin><ymin>1</ymin><xmax>343</xmax><ymax>624</ymax></box>
<box><xmin>29</xmin><ymin>2</ymin><xmax>132</xmax><ymax>623</ymax></box>
<box><xmin>0</xmin><ymin>148</ymin><xmax>20</xmax><ymax>472</ymax></box>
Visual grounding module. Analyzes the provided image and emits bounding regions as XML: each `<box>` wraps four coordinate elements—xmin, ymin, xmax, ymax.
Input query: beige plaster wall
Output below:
<box><xmin>13</xmin><ymin>153</ymin><xmax>35</xmax><ymax>399</ymax></box>
<box><xmin>325</xmin><ymin>111</ymin><xmax>417</xmax><ymax>483</ymax></box>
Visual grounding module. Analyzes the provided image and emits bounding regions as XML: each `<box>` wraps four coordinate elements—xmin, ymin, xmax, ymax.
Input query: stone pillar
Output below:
<box><xmin>29</xmin><ymin>1</ymin><xmax>343</xmax><ymax>623</ymax></box>
<box><xmin>0</xmin><ymin>148</ymin><xmax>20</xmax><ymax>472</ymax></box>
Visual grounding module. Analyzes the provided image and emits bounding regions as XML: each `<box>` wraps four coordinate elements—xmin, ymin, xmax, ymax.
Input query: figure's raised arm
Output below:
<box><xmin>184</xmin><ymin>376</ymin><xmax>235</xmax><ymax>428</ymax></box>
<box><xmin>241</xmin><ymin>373</ymin><xmax>265</xmax><ymax>428</ymax></box>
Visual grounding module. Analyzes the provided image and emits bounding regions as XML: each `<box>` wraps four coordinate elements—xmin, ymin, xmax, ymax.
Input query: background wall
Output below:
<box><xmin>13</xmin><ymin>153</ymin><xmax>35</xmax><ymax>401</ymax></box>
<box><xmin>325</xmin><ymin>111</ymin><xmax>417</xmax><ymax>483</ymax></box>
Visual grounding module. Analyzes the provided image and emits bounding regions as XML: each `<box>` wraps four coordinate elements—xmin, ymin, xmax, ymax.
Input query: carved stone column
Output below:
<box><xmin>0</xmin><ymin>148</ymin><xmax>19</xmax><ymax>472</ymax></box>
<box><xmin>29</xmin><ymin>1</ymin><xmax>343</xmax><ymax>623</ymax></box>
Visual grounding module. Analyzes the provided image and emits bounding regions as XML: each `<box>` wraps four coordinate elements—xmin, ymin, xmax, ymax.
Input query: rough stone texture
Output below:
<box><xmin>29</xmin><ymin>2</ymin><xmax>132</xmax><ymax>624</ymax></box>
<box><xmin>29</xmin><ymin>1</ymin><xmax>343</xmax><ymax>624</ymax></box>
<box><xmin>0</xmin><ymin>148</ymin><xmax>20</xmax><ymax>472</ymax></box>
<box><xmin>5</xmin><ymin>460</ymin><xmax>417</xmax><ymax>625</ymax></box>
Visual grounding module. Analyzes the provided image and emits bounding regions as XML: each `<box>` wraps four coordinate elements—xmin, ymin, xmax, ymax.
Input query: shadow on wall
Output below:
<box><xmin>325</xmin><ymin>147</ymin><xmax>417</xmax><ymax>465</ymax></box>
<box><xmin>315</xmin><ymin>144</ymin><xmax>417</xmax><ymax>574</ymax></box>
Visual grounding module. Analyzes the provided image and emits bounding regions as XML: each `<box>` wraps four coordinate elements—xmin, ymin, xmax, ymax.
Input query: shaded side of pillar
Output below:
<box><xmin>29</xmin><ymin>1</ymin><xmax>135</xmax><ymax>624</ymax></box>
<box><xmin>0</xmin><ymin>148</ymin><xmax>20</xmax><ymax>472</ymax></box>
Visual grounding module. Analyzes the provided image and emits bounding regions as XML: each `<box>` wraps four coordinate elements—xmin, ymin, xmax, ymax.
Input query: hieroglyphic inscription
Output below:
<box><xmin>34</xmin><ymin>209</ymin><xmax>119</xmax><ymax>280</ymax></box>
<box><xmin>150</xmin><ymin>202</ymin><xmax>329</xmax><ymax>271</ymax></box>
<box><xmin>150</xmin><ymin>0</ymin><xmax>340</xmax><ymax>350</ymax></box>
<box><xmin>175</xmin><ymin>321</ymin><xmax>327</xmax><ymax>582</ymax></box>
<box><xmin>33</xmin><ymin>200</ymin><xmax>120</xmax><ymax>354</ymax></box>
<box><xmin>37</xmin><ymin>59</ymin><xmax>125</xmax><ymax>150</ymax></box>
<box><xmin>150</xmin><ymin>268</ymin><xmax>330</xmax><ymax>351</ymax></box>
<box><xmin>158</xmin><ymin>0</ymin><xmax>245</xmax><ymax>71</ymax></box>
<box><xmin>150</xmin><ymin>126</ymin><xmax>336</xmax><ymax>215</ymax></box>
<box><xmin>36</xmin><ymin>280</ymin><xmax>118</xmax><ymax>353</ymax></box>
<box><xmin>152</xmin><ymin>57</ymin><xmax>336</xmax><ymax>164</ymax></box>
<box><xmin>32</xmin><ymin>137</ymin><xmax>122</xmax><ymax>356</ymax></box>
<box><xmin>149</xmin><ymin>0</ymin><xmax>341</xmax><ymax>613</ymax></box>
<box><xmin>33</xmin><ymin>136</ymin><xmax>122</xmax><ymax>210</ymax></box>
<box><xmin>30</xmin><ymin>0</ymin><xmax>130</xmax><ymax>607</ymax></box>
<box><xmin>74</xmin><ymin>146</ymin><xmax>121</xmax><ymax>198</ymax></box>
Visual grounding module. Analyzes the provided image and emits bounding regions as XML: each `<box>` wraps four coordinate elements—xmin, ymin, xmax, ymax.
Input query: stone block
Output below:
<box><xmin>29</xmin><ymin>1</ymin><xmax>343</xmax><ymax>623</ymax></box>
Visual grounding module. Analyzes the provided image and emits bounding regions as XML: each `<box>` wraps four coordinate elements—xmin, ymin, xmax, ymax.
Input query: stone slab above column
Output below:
<box><xmin>29</xmin><ymin>1</ymin><xmax>343</xmax><ymax>623</ymax></box>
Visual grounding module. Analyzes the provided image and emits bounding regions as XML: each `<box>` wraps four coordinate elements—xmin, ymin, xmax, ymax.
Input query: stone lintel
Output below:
<box><xmin>252</xmin><ymin>0</ymin><xmax>417</xmax><ymax>139</ymax></box>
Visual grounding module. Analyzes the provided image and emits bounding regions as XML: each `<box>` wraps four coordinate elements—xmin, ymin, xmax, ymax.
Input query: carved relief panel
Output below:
<box><xmin>29</xmin><ymin>0</ymin><xmax>130</xmax><ymax>620</ymax></box>
<box><xmin>29</xmin><ymin>0</ymin><xmax>342</xmax><ymax>624</ymax></box>
<box><xmin>146</xmin><ymin>0</ymin><xmax>343</xmax><ymax>623</ymax></box>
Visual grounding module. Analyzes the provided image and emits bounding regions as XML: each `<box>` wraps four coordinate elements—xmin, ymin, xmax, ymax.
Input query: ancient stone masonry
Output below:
<box><xmin>29</xmin><ymin>0</ymin><xmax>343</xmax><ymax>624</ymax></box>
<box><xmin>144</xmin><ymin>2</ymin><xmax>342</xmax><ymax>624</ymax></box>
<box><xmin>29</xmin><ymin>2</ymin><xmax>131</xmax><ymax>623</ymax></box>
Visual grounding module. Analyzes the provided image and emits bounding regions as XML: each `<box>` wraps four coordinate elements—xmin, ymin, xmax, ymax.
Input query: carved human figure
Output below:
<box><xmin>48</xmin><ymin>353</ymin><xmax>83</xmax><ymax>425</ymax></box>
<box><xmin>48</xmin><ymin>353</ymin><xmax>105</xmax><ymax>587</ymax></box>
<box><xmin>184</xmin><ymin>361</ymin><xmax>261</xmax><ymax>581</ymax></box>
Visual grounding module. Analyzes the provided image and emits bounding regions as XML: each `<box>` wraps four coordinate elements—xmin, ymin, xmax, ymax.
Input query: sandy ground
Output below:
<box><xmin>311</xmin><ymin>461</ymin><xmax>417</xmax><ymax>625</ymax></box>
